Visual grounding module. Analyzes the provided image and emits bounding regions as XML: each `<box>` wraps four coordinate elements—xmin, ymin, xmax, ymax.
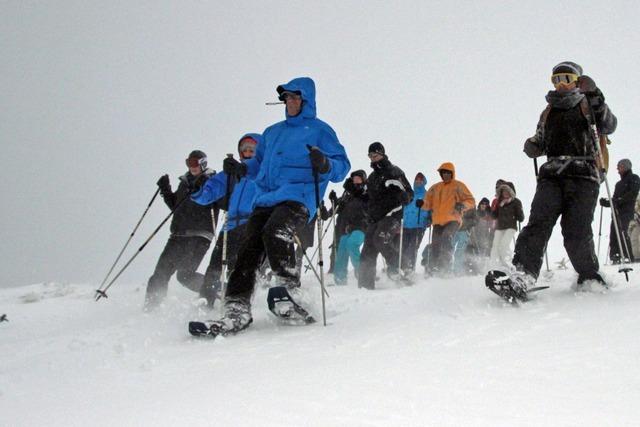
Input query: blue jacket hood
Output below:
<box><xmin>277</xmin><ymin>77</ymin><xmax>316</xmax><ymax>123</ymax></box>
<box><xmin>238</xmin><ymin>133</ymin><xmax>263</xmax><ymax>159</ymax></box>
<box><xmin>404</xmin><ymin>180</ymin><xmax>431</xmax><ymax>228</ymax></box>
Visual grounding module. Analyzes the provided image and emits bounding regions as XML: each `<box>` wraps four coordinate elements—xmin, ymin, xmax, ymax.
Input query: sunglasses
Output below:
<box><xmin>279</xmin><ymin>91</ymin><xmax>302</xmax><ymax>101</ymax></box>
<box><xmin>551</xmin><ymin>73</ymin><xmax>579</xmax><ymax>85</ymax></box>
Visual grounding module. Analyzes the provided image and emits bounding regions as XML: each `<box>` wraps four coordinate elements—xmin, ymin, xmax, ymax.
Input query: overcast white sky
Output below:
<box><xmin>2</xmin><ymin>1</ymin><xmax>639</xmax><ymax>287</ymax></box>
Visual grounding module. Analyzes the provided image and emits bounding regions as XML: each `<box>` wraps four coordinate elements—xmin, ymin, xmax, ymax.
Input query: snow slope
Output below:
<box><xmin>2</xmin><ymin>265</ymin><xmax>640</xmax><ymax>426</ymax></box>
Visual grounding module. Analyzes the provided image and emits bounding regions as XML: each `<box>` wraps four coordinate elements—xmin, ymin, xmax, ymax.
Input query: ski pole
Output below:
<box><xmin>597</xmin><ymin>204</ymin><xmax>604</xmax><ymax>261</ymax></box>
<box><xmin>304</xmin><ymin>206</ymin><xmax>337</xmax><ymax>272</ymax></box>
<box><xmin>586</xmin><ymin>105</ymin><xmax>632</xmax><ymax>280</ymax></box>
<box><xmin>219</xmin><ymin>154</ymin><xmax>235</xmax><ymax>309</ymax></box>
<box><xmin>331</xmin><ymin>197</ymin><xmax>338</xmax><ymax>273</ymax></box>
<box><xmin>293</xmin><ymin>234</ymin><xmax>330</xmax><ymax>297</ymax></box>
<box><xmin>95</xmin><ymin>192</ymin><xmax>190</xmax><ymax>301</ymax></box>
<box><xmin>307</xmin><ymin>146</ymin><xmax>327</xmax><ymax>326</ymax></box>
<box><xmin>96</xmin><ymin>187</ymin><xmax>161</xmax><ymax>296</ymax></box>
<box><xmin>398</xmin><ymin>217</ymin><xmax>404</xmax><ymax>274</ymax></box>
<box><xmin>612</xmin><ymin>204</ymin><xmax>633</xmax><ymax>263</ymax></box>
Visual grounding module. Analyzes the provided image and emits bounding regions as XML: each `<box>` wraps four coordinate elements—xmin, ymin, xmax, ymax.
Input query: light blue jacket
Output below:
<box><xmin>403</xmin><ymin>182</ymin><xmax>432</xmax><ymax>229</ymax></box>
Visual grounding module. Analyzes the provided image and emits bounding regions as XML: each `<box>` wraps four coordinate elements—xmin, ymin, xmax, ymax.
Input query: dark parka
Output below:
<box><xmin>161</xmin><ymin>169</ymin><xmax>217</xmax><ymax>241</ymax></box>
<box><xmin>492</xmin><ymin>184</ymin><xmax>525</xmax><ymax>231</ymax></box>
<box><xmin>611</xmin><ymin>170</ymin><xmax>640</xmax><ymax>220</ymax></box>
<box><xmin>365</xmin><ymin>156</ymin><xmax>413</xmax><ymax>222</ymax></box>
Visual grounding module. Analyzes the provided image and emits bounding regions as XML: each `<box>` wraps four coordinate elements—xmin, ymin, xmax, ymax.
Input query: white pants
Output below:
<box><xmin>490</xmin><ymin>228</ymin><xmax>517</xmax><ymax>269</ymax></box>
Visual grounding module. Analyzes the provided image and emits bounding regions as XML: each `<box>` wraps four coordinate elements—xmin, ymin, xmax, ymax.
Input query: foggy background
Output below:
<box><xmin>2</xmin><ymin>1</ymin><xmax>639</xmax><ymax>289</ymax></box>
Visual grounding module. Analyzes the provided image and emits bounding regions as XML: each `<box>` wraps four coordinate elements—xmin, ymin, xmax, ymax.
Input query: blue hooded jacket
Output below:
<box><xmin>403</xmin><ymin>181</ymin><xmax>432</xmax><ymax>229</ymax></box>
<box><xmin>191</xmin><ymin>134</ymin><xmax>261</xmax><ymax>231</ymax></box>
<box><xmin>244</xmin><ymin>77</ymin><xmax>350</xmax><ymax>220</ymax></box>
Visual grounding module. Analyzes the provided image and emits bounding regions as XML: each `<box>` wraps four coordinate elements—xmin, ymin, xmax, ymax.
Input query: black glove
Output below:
<box><xmin>415</xmin><ymin>199</ymin><xmax>424</xmax><ymax>208</ymax></box>
<box><xmin>343</xmin><ymin>177</ymin><xmax>355</xmax><ymax>193</ymax></box>
<box><xmin>454</xmin><ymin>202</ymin><xmax>465</xmax><ymax>213</ymax></box>
<box><xmin>523</xmin><ymin>137</ymin><xmax>544</xmax><ymax>158</ymax></box>
<box><xmin>599</xmin><ymin>197</ymin><xmax>611</xmax><ymax>208</ymax></box>
<box><xmin>329</xmin><ymin>190</ymin><xmax>338</xmax><ymax>204</ymax></box>
<box><xmin>309</xmin><ymin>146</ymin><xmax>330</xmax><ymax>174</ymax></box>
<box><xmin>190</xmin><ymin>174</ymin><xmax>209</xmax><ymax>193</ymax></box>
<box><xmin>320</xmin><ymin>202</ymin><xmax>331</xmax><ymax>221</ymax></box>
<box><xmin>157</xmin><ymin>174</ymin><xmax>171</xmax><ymax>193</ymax></box>
<box><xmin>223</xmin><ymin>157</ymin><xmax>247</xmax><ymax>178</ymax></box>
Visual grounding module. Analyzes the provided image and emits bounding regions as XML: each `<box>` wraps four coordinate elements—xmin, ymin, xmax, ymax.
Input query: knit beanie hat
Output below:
<box><xmin>368</xmin><ymin>142</ymin><xmax>385</xmax><ymax>155</ymax></box>
<box><xmin>618</xmin><ymin>158</ymin><xmax>632</xmax><ymax>171</ymax></box>
<box><xmin>552</xmin><ymin>61</ymin><xmax>583</xmax><ymax>76</ymax></box>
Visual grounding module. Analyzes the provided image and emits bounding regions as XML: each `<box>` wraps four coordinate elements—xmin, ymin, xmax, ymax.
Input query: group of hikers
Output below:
<box><xmin>138</xmin><ymin>61</ymin><xmax>638</xmax><ymax>336</ymax></box>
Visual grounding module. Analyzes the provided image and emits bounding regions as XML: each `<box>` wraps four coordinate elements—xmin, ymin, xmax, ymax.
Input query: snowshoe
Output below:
<box><xmin>189</xmin><ymin>298</ymin><xmax>253</xmax><ymax>338</ymax></box>
<box><xmin>485</xmin><ymin>270</ymin><xmax>548</xmax><ymax>304</ymax></box>
<box><xmin>267</xmin><ymin>286</ymin><xmax>315</xmax><ymax>325</ymax></box>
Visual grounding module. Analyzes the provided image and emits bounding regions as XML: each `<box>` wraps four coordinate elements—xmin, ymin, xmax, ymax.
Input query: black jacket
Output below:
<box><xmin>162</xmin><ymin>170</ymin><xmax>217</xmax><ymax>240</ymax></box>
<box><xmin>612</xmin><ymin>170</ymin><xmax>640</xmax><ymax>219</ymax></box>
<box><xmin>533</xmin><ymin>89</ymin><xmax>617</xmax><ymax>182</ymax></box>
<box><xmin>366</xmin><ymin>157</ymin><xmax>413</xmax><ymax>222</ymax></box>
<box><xmin>335</xmin><ymin>189</ymin><xmax>369</xmax><ymax>235</ymax></box>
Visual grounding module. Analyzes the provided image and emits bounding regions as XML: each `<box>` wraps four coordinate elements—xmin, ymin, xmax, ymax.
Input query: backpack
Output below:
<box><xmin>539</xmin><ymin>97</ymin><xmax>610</xmax><ymax>172</ymax></box>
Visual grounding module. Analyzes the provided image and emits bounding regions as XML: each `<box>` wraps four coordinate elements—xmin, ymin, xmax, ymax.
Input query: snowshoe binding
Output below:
<box><xmin>267</xmin><ymin>286</ymin><xmax>315</xmax><ymax>325</ymax></box>
<box><xmin>189</xmin><ymin>298</ymin><xmax>253</xmax><ymax>338</ymax></box>
<box><xmin>485</xmin><ymin>270</ymin><xmax>548</xmax><ymax>304</ymax></box>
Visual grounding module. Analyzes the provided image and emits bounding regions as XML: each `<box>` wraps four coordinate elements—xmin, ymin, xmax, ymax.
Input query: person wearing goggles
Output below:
<box><xmin>503</xmin><ymin>61</ymin><xmax>618</xmax><ymax>300</ymax></box>
<box><xmin>145</xmin><ymin>150</ymin><xmax>217</xmax><ymax>310</ymax></box>
<box><xmin>191</xmin><ymin>134</ymin><xmax>261</xmax><ymax>308</ymax></box>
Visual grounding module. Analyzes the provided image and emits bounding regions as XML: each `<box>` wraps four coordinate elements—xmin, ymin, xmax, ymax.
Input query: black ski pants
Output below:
<box><xmin>513</xmin><ymin>177</ymin><xmax>599</xmax><ymax>279</ymax></box>
<box><xmin>225</xmin><ymin>202</ymin><xmax>309</xmax><ymax>302</ymax></box>
<box><xmin>146</xmin><ymin>235</ymin><xmax>210</xmax><ymax>302</ymax></box>
<box><xmin>358</xmin><ymin>216</ymin><xmax>408</xmax><ymax>289</ymax></box>
<box><xmin>200</xmin><ymin>223</ymin><xmax>247</xmax><ymax>299</ymax></box>
<box><xmin>608</xmin><ymin>213</ymin><xmax>634</xmax><ymax>262</ymax></box>
<box><xmin>429</xmin><ymin>221</ymin><xmax>460</xmax><ymax>272</ymax></box>
<box><xmin>402</xmin><ymin>227</ymin><xmax>426</xmax><ymax>271</ymax></box>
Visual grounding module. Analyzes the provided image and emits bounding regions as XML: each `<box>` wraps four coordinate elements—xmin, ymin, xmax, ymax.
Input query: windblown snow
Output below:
<box><xmin>2</xmin><ymin>266</ymin><xmax>639</xmax><ymax>426</ymax></box>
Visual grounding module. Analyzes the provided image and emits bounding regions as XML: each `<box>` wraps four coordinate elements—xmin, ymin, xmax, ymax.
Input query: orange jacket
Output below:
<box><xmin>422</xmin><ymin>162</ymin><xmax>475</xmax><ymax>226</ymax></box>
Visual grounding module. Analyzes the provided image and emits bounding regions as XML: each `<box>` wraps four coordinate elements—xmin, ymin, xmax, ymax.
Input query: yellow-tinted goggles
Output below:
<box><xmin>551</xmin><ymin>73</ymin><xmax>579</xmax><ymax>85</ymax></box>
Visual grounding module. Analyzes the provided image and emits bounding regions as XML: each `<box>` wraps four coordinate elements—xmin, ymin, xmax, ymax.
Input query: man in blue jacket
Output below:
<box><xmin>191</xmin><ymin>133</ymin><xmax>261</xmax><ymax>308</ymax></box>
<box><xmin>402</xmin><ymin>172</ymin><xmax>432</xmax><ymax>274</ymax></box>
<box><xmin>202</xmin><ymin>77</ymin><xmax>350</xmax><ymax>336</ymax></box>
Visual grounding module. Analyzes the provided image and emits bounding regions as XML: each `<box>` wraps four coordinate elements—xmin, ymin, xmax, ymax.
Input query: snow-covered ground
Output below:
<box><xmin>2</xmin><ymin>265</ymin><xmax>639</xmax><ymax>426</ymax></box>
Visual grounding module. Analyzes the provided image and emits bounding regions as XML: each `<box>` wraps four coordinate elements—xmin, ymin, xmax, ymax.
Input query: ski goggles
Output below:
<box><xmin>278</xmin><ymin>91</ymin><xmax>302</xmax><ymax>101</ymax></box>
<box><xmin>551</xmin><ymin>73</ymin><xmax>579</xmax><ymax>85</ymax></box>
<box><xmin>186</xmin><ymin>156</ymin><xmax>207</xmax><ymax>169</ymax></box>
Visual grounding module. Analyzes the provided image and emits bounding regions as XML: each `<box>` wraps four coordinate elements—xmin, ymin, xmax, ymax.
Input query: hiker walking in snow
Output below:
<box><xmin>403</xmin><ymin>172</ymin><xmax>432</xmax><ymax>273</ymax></box>
<box><xmin>145</xmin><ymin>150</ymin><xmax>217</xmax><ymax>310</ymax></box>
<box><xmin>191</xmin><ymin>134</ymin><xmax>261</xmax><ymax>308</ymax></box>
<box><xmin>489</xmin><ymin>182</ymin><xmax>524</xmax><ymax>269</ymax></box>
<box><xmin>421</xmin><ymin>162</ymin><xmax>475</xmax><ymax>276</ymax></box>
<box><xmin>600</xmin><ymin>159</ymin><xmax>640</xmax><ymax>263</ymax></box>
<box><xmin>507</xmin><ymin>61</ymin><xmax>617</xmax><ymax>296</ymax></box>
<box><xmin>330</xmin><ymin>170</ymin><xmax>369</xmax><ymax>286</ymax></box>
<box><xmin>195</xmin><ymin>77</ymin><xmax>350</xmax><ymax>335</ymax></box>
<box><xmin>358</xmin><ymin>142</ymin><xmax>413</xmax><ymax>289</ymax></box>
